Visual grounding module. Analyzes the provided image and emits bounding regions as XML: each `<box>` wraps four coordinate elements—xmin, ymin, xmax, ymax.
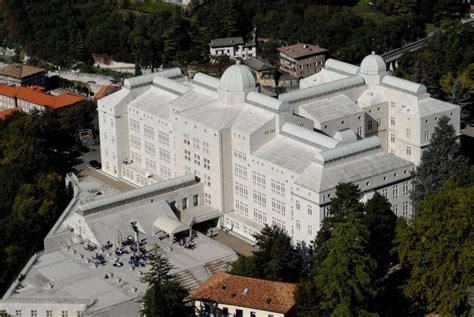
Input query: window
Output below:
<box><xmin>202</xmin><ymin>141</ymin><xmax>210</xmax><ymax>153</ymax></box>
<box><xmin>158</xmin><ymin>131</ymin><xmax>169</xmax><ymax>146</ymax></box>
<box><xmin>31</xmin><ymin>312</ymin><xmax>37</xmax><ymax>317</ymax></box>
<box><xmin>235</xmin><ymin>182</ymin><xmax>248</xmax><ymax>198</ymax></box>
<box><xmin>62</xmin><ymin>312</ymin><xmax>69</xmax><ymax>317</ymax></box>
<box><xmin>193</xmin><ymin>154</ymin><xmax>201</xmax><ymax>166</ymax></box>
<box><xmin>234</xmin><ymin>163</ymin><xmax>247</xmax><ymax>179</ymax></box>
<box><xmin>203</xmin><ymin>174</ymin><xmax>211</xmax><ymax>186</ymax></box>
<box><xmin>15</xmin><ymin>311</ymin><xmax>22</xmax><ymax>317</ymax></box>
<box><xmin>160</xmin><ymin>165</ymin><xmax>171</xmax><ymax>178</ymax></box>
<box><xmin>308</xmin><ymin>205</ymin><xmax>313</xmax><ymax>216</ymax></box>
<box><xmin>192</xmin><ymin>137</ymin><xmax>200</xmax><ymax>149</ymax></box>
<box><xmin>145</xmin><ymin>159</ymin><xmax>156</xmax><ymax>172</ymax></box>
<box><xmin>103</xmin><ymin>131</ymin><xmax>107</xmax><ymax>141</ymax></box>
<box><xmin>131</xmin><ymin>151</ymin><xmax>142</xmax><ymax>164</ymax></box>
<box><xmin>271</xmin><ymin>179</ymin><xmax>285</xmax><ymax>196</ymax></box>
<box><xmin>159</xmin><ymin>148</ymin><xmax>170</xmax><ymax>163</ymax></box>
<box><xmin>46</xmin><ymin>312</ymin><xmax>52</xmax><ymax>317</ymax></box>
<box><xmin>183</xmin><ymin>133</ymin><xmax>191</xmax><ymax>145</ymax></box>
<box><xmin>296</xmin><ymin>200</ymin><xmax>301</xmax><ymax>210</ymax></box>
<box><xmin>390</xmin><ymin>117</ymin><xmax>395</xmax><ymax>126</ymax></box>
<box><xmin>406</xmin><ymin>146</ymin><xmax>411</xmax><ymax>156</ymax></box>
<box><xmin>368</xmin><ymin>119</ymin><xmax>373</xmax><ymax>130</ymax></box>
<box><xmin>144</xmin><ymin>125</ymin><xmax>155</xmax><ymax>139</ymax></box>
<box><xmin>251</xmin><ymin>312</ymin><xmax>256</xmax><ymax>317</ymax></box>
<box><xmin>393</xmin><ymin>204</ymin><xmax>398</xmax><ymax>214</ymax></box>
<box><xmin>271</xmin><ymin>198</ymin><xmax>286</xmax><ymax>216</ymax></box>
<box><xmin>403</xmin><ymin>181</ymin><xmax>410</xmax><ymax>196</ymax></box>
<box><xmin>204</xmin><ymin>193</ymin><xmax>212</xmax><ymax>204</ymax></box>
<box><xmin>381</xmin><ymin>188</ymin><xmax>388</xmax><ymax>198</ymax></box>
<box><xmin>252</xmin><ymin>190</ymin><xmax>266</xmax><ymax>207</ymax></box>
<box><xmin>308</xmin><ymin>225</ymin><xmax>313</xmax><ymax>236</ymax></box>
<box><xmin>406</xmin><ymin>128</ymin><xmax>411</xmax><ymax>139</ymax></box>
<box><xmin>193</xmin><ymin>194</ymin><xmax>199</xmax><ymax>206</ymax></box>
<box><xmin>296</xmin><ymin>220</ymin><xmax>301</xmax><ymax>230</ymax></box>
<box><xmin>182</xmin><ymin>198</ymin><xmax>188</xmax><ymax>210</ymax></box>
<box><xmin>130</xmin><ymin>119</ymin><xmax>140</xmax><ymax>133</ymax></box>
<box><xmin>184</xmin><ymin>150</ymin><xmax>191</xmax><ymax>161</ymax></box>
<box><xmin>253</xmin><ymin>208</ymin><xmax>267</xmax><ymax>224</ymax></box>
<box><xmin>356</xmin><ymin>126</ymin><xmax>362</xmax><ymax>136</ymax></box>
<box><xmin>233</xmin><ymin>150</ymin><xmax>247</xmax><ymax>161</ymax></box>
<box><xmin>252</xmin><ymin>171</ymin><xmax>266</xmax><ymax>187</ymax></box>
<box><xmin>130</xmin><ymin>135</ymin><xmax>141</xmax><ymax>149</ymax></box>
<box><xmin>393</xmin><ymin>185</ymin><xmax>399</xmax><ymax>199</ymax></box>
<box><xmin>390</xmin><ymin>134</ymin><xmax>395</xmax><ymax>143</ymax></box>
<box><xmin>144</xmin><ymin>142</ymin><xmax>155</xmax><ymax>155</ymax></box>
<box><xmin>402</xmin><ymin>201</ymin><xmax>409</xmax><ymax>216</ymax></box>
<box><xmin>424</xmin><ymin>130</ymin><xmax>430</xmax><ymax>141</ymax></box>
<box><xmin>77</xmin><ymin>312</ymin><xmax>82</xmax><ymax>317</ymax></box>
<box><xmin>376</xmin><ymin>117</ymin><xmax>381</xmax><ymax>127</ymax></box>
<box><xmin>235</xmin><ymin>200</ymin><xmax>249</xmax><ymax>217</ymax></box>
<box><xmin>203</xmin><ymin>158</ymin><xmax>210</xmax><ymax>170</ymax></box>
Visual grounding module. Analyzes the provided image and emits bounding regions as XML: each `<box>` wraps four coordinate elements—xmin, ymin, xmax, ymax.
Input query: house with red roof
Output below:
<box><xmin>189</xmin><ymin>272</ymin><xmax>297</xmax><ymax>317</ymax></box>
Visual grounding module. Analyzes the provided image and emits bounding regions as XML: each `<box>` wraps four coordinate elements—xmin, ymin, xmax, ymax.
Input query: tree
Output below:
<box><xmin>141</xmin><ymin>245</ymin><xmax>191</xmax><ymax>317</ymax></box>
<box><xmin>363</xmin><ymin>192</ymin><xmax>397</xmax><ymax>279</ymax></box>
<box><xmin>313</xmin><ymin>182</ymin><xmax>364</xmax><ymax>268</ymax></box>
<box><xmin>315</xmin><ymin>216</ymin><xmax>378</xmax><ymax>317</ymax></box>
<box><xmin>411</xmin><ymin>116</ymin><xmax>467</xmax><ymax>205</ymax></box>
<box><xmin>395</xmin><ymin>184</ymin><xmax>474</xmax><ymax>316</ymax></box>
<box><xmin>231</xmin><ymin>225</ymin><xmax>303</xmax><ymax>282</ymax></box>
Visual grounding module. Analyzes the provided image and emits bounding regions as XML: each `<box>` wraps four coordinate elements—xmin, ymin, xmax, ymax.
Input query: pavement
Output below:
<box><xmin>213</xmin><ymin>230</ymin><xmax>258</xmax><ymax>257</ymax></box>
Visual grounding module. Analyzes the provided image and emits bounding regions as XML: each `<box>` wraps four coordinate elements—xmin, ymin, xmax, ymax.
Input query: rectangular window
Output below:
<box><xmin>403</xmin><ymin>181</ymin><xmax>410</xmax><ymax>196</ymax></box>
<box><xmin>308</xmin><ymin>225</ymin><xmax>313</xmax><ymax>236</ymax></box>
<box><xmin>130</xmin><ymin>119</ymin><xmax>140</xmax><ymax>133</ymax></box>
<box><xmin>130</xmin><ymin>135</ymin><xmax>141</xmax><ymax>149</ymax></box>
<box><xmin>406</xmin><ymin>128</ymin><xmax>411</xmax><ymax>139</ymax></box>
<box><xmin>390</xmin><ymin>117</ymin><xmax>395</xmax><ymax>126</ymax></box>
<box><xmin>145</xmin><ymin>159</ymin><xmax>156</xmax><ymax>172</ymax></box>
<box><xmin>376</xmin><ymin>117</ymin><xmax>381</xmax><ymax>127</ymax></box>
<box><xmin>235</xmin><ymin>200</ymin><xmax>249</xmax><ymax>217</ymax></box>
<box><xmin>182</xmin><ymin>197</ymin><xmax>188</xmax><ymax>210</ymax></box>
<box><xmin>203</xmin><ymin>158</ymin><xmax>210</xmax><ymax>170</ymax></box>
<box><xmin>424</xmin><ymin>130</ymin><xmax>430</xmax><ymax>141</ymax></box>
<box><xmin>144</xmin><ymin>125</ymin><xmax>155</xmax><ymax>139</ymax></box>
<box><xmin>31</xmin><ymin>311</ymin><xmax>37</xmax><ymax>317</ymax></box>
<box><xmin>252</xmin><ymin>171</ymin><xmax>266</xmax><ymax>187</ymax></box>
<box><xmin>308</xmin><ymin>205</ymin><xmax>313</xmax><ymax>216</ymax></box>
<box><xmin>62</xmin><ymin>312</ymin><xmax>68</xmax><ymax>317</ymax></box>
<box><xmin>271</xmin><ymin>179</ymin><xmax>285</xmax><ymax>196</ymax></box>
<box><xmin>131</xmin><ymin>151</ymin><xmax>142</xmax><ymax>164</ymax></box>
<box><xmin>356</xmin><ymin>126</ymin><xmax>362</xmax><ymax>136</ymax></box>
<box><xmin>234</xmin><ymin>163</ymin><xmax>248</xmax><ymax>179</ymax></box>
<box><xmin>271</xmin><ymin>217</ymin><xmax>285</xmax><ymax>230</ymax></box>
<box><xmin>271</xmin><ymin>198</ymin><xmax>286</xmax><ymax>216</ymax></box>
<box><xmin>193</xmin><ymin>194</ymin><xmax>199</xmax><ymax>206</ymax></box>
<box><xmin>253</xmin><ymin>208</ymin><xmax>267</xmax><ymax>224</ymax></box>
<box><xmin>296</xmin><ymin>220</ymin><xmax>301</xmax><ymax>230</ymax></box>
<box><xmin>381</xmin><ymin>188</ymin><xmax>388</xmax><ymax>198</ymax></box>
<box><xmin>184</xmin><ymin>150</ymin><xmax>191</xmax><ymax>161</ymax></box>
<box><xmin>393</xmin><ymin>185</ymin><xmax>399</xmax><ymax>199</ymax></box>
<box><xmin>204</xmin><ymin>193</ymin><xmax>212</xmax><ymax>205</ymax></box>
<box><xmin>144</xmin><ymin>141</ymin><xmax>155</xmax><ymax>155</ymax></box>
<box><xmin>46</xmin><ymin>312</ymin><xmax>52</xmax><ymax>317</ymax></box>
<box><xmin>393</xmin><ymin>204</ymin><xmax>398</xmax><ymax>214</ymax></box>
<box><xmin>159</xmin><ymin>165</ymin><xmax>171</xmax><ymax>178</ymax></box>
<box><xmin>296</xmin><ymin>200</ymin><xmax>301</xmax><ymax>210</ymax></box>
<box><xmin>192</xmin><ymin>137</ymin><xmax>200</xmax><ymax>149</ymax></box>
<box><xmin>194</xmin><ymin>154</ymin><xmax>201</xmax><ymax>166</ymax></box>
<box><xmin>406</xmin><ymin>146</ymin><xmax>411</xmax><ymax>156</ymax></box>
<box><xmin>15</xmin><ymin>311</ymin><xmax>22</xmax><ymax>317</ymax></box>
<box><xmin>158</xmin><ymin>131</ymin><xmax>169</xmax><ymax>146</ymax></box>
<box><xmin>235</xmin><ymin>182</ymin><xmax>248</xmax><ymax>198</ymax></box>
<box><xmin>233</xmin><ymin>150</ymin><xmax>247</xmax><ymax>161</ymax></box>
<box><xmin>390</xmin><ymin>134</ymin><xmax>395</xmax><ymax>143</ymax></box>
<box><xmin>203</xmin><ymin>174</ymin><xmax>211</xmax><ymax>186</ymax></box>
<box><xmin>252</xmin><ymin>190</ymin><xmax>266</xmax><ymax>207</ymax></box>
<box><xmin>77</xmin><ymin>312</ymin><xmax>82</xmax><ymax>317</ymax></box>
<box><xmin>159</xmin><ymin>148</ymin><xmax>171</xmax><ymax>164</ymax></box>
<box><xmin>368</xmin><ymin>119</ymin><xmax>373</xmax><ymax>130</ymax></box>
<box><xmin>183</xmin><ymin>133</ymin><xmax>191</xmax><ymax>145</ymax></box>
<box><xmin>202</xmin><ymin>141</ymin><xmax>210</xmax><ymax>153</ymax></box>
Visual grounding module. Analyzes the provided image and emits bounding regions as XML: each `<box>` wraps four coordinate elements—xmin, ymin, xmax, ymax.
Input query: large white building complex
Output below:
<box><xmin>98</xmin><ymin>52</ymin><xmax>460</xmax><ymax>244</ymax></box>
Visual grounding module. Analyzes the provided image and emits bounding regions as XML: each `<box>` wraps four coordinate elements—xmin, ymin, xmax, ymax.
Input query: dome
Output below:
<box><xmin>360</xmin><ymin>51</ymin><xmax>386</xmax><ymax>75</ymax></box>
<box><xmin>219</xmin><ymin>60</ymin><xmax>256</xmax><ymax>92</ymax></box>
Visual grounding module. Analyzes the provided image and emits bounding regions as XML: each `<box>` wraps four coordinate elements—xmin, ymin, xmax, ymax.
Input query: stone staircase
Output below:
<box><xmin>205</xmin><ymin>254</ymin><xmax>238</xmax><ymax>275</ymax></box>
<box><xmin>173</xmin><ymin>269</ymin><xmax>201</xmax><ymax>291</ymax></box>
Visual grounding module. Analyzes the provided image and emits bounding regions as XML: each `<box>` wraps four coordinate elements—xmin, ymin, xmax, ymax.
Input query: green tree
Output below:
<box><xmin>411</xmin><ymin>116</ymin><xmax>467</xmax><ymax>205</ymax></box>
<box><xmin>395</xmin><ymin>184</ymin><xmax>474</xmax><ymax>316</ymax></box>
<box><xmin>315</xmin><ymin>216</ymin><xmax>378</xmax><ymax>317</ymax></box>
<box><xmin>231</xmin><ymin>225</ymin><xmax>303</xmax><ymax>282</ymax></box>
<box><xmin>141</xmin><ymin>245</ymin><xmax>191</xmax><ymax>317</ymax></box>
<box><xmin>313</xmin><ymin>182</ymin><xmax>364</xmax><ymax>268</ymax></box>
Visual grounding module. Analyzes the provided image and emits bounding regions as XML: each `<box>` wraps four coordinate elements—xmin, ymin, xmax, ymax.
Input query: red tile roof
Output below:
<box><xmin>189</xmin><ymin>272</ymin><xmax>297</xmax><ymax>314</ymax></box>
<box><xmin>0</xmin><ymin>84</ymin><xmax>85</xmax><ymax>110</ymax></box>
<box><xmin>94</xmin><ymin>85</ymin><xmax>120</xmax><ymax>100</ymax></box>
<box><xmin>0</xmin><ymin>107</ymin><xmax>21</xmax><ymax>120</ymax></box>
<box><xmin>0</xmin><ymin>64</ymin><xmax>45</xmax><ymax>79</ymax></box>
<box><xmin>277</xmin><ymin>43</ymin><xmax>327</xmax><ymax>59</ymax></box>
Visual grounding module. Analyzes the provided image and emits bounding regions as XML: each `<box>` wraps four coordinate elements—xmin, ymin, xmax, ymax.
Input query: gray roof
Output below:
<box><xmin>281</xmin><ymin>123</ymin><xmax>340</xmax><ymax>149</ymax></box>
<box><xmin>123</xmin><ymin>68</ymin><xmax>182</xmax><ymax>89</ymax></box>
<box><xmin>279</xmin><ymin>76</ymin><xmax>365</xmax><ymax>104</ymax></box>
<box><xmin>209</xmin><ymin>37</ymin><xmax>244</xmax><ymax>47</ymax></box>
<box><xmin>128</xmin><ymin>86</ymin><xmax>177</xmax><ymax>119</ymax></box>
<box><xmin>231</xmin><ymin>107</ymin><xmax>274</xmax><ymax>134</ymax></box>
<box><xmin>314</xmin><ymin>136</ymin><xmax>380</xmax><ymax>163</ymax></box>
<box><xmin>152</xmin><ymin>76</ymin><xmax>191</xmax><ymax>96</ymax></box>
<box><xmin>299</xmin><ymin>95</ymin><xmax>362</xmax><ymax>123</ymax></box>
<box><xmin>296</xmin><ymin>151</ymin><xmax>413</xmax><ymax>192</ymax></box>
<box><xmin>78</xmin><ymin>175</ymin><xmax>196</xmax><ymax>216</ymax></box>
<box><xmin>246</xmin><ymin>91</ymin><xmax>290</xmax><ymax>113</ymax></box>
<box><xmin>382</xmin><ymin>75</ymin><xmax>427</xmax><ymax>95</ymax></box>
<box><xmin>193</xmin><ymin>73</ymin><xmax>220</xmax><ymax>91</ymax></box>
<box><xmin>325</xmin><ymin>59</ymin><xmax>360</xmax><ymax>75</ymax></box>
<box><xmin>243</xmin><ymin>58</ymin><xmax>275</xmax><ymax>72</ymax></box>
<box><xmin>177</xmin><ymin>100</ymin><xmax>242</xmax><ymax>130</ymax></box>
<box><xmin>416</xmin><ymin>97</ymin><xmax>460</xmax><ymax>116</ymax></box>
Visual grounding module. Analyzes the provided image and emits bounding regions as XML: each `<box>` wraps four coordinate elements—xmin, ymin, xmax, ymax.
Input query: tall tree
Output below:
<box><xmin>411</xmin><ymin>116</ymin><xmax>467</xmax><ymax>204</ymax></box>
<box><xmin>231</xmin><ymin>225</ymin><xmax>303</xmax><ymax>282</ymax></box>
<box><xmin>141</xmin><ymin>245</ymin><xmax>191</xmax><ymax>317</ymax></box>
<box><xmin>313</xmin><ymin>182</ymin><xmax>364</xmax><ymax>268</ymax></box>
<box><xmin>395</xmin><ymin>184</ymin><xmax>474</xmax><ymax>316</ymax></box>
<box><xmin>315</xmin><ymin>216</ymin><xmax>378</xmax><ymax>317</ymax></box>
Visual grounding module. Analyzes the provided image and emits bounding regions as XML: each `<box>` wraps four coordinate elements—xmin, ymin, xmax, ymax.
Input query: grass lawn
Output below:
<box><xmin>354</xmin><ymin>0</ymin><xmax>394</xmax><ymax>24</ymax></box>
<box><xmin>132</xmin><ymin>1</ymin><xmax>178</xmax><ymax>14</ymax></box>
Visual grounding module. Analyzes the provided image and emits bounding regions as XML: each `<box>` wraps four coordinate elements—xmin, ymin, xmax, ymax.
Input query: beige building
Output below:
<box><xmin>190</xmin><ymin>272</ymin><xmax>296</xmax><ymax>317</ymax></box>
<box><xmin>277</xmin><ymin>43</ymin><xmax>327</xmax><ymax>79</ymax></box>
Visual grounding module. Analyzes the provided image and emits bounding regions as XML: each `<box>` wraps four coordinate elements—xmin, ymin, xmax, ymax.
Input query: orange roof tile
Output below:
<box><xmin>0</xmin><ymin>107</ymin><xmax>22</xmax><ymax>120</ymax></box>
<box><xmin>0</xmin><ymin>84</ymin><xmax>86</xmax><ymax>110</ymax></box>
<box><xmin>0</xmin><ymin>64</ymin><xmax>45</xmax><ymax>79</ymax></box>
<box><xmin>94</xmin><ymin>85</ymin><xmax>120</xmax><ymax>100</ymax></box>
<box><xmin>277</xmin><ymin>43</ymin><xmax>327</xmax><ymax>59</ymax></box>
<box><xmin>189</xmin><ymin>272</ymin><xmax>297</xmax><ymax>314</ymax></box>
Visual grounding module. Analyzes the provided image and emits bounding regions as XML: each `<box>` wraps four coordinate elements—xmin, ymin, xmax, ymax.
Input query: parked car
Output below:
<box><xmin>89</xmin><ymin>160</ymin><xmax>101</xmax><ymax>169</ymax></box>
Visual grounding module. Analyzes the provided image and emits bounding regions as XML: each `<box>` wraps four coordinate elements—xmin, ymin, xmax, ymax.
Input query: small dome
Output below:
<box><xmin>360</xmin><ymin>52</ymin><xmax>386</xmax><ymax>75</ymax></box>
<box><xmin>219</xmin><ymin>60</ymin><xmax>256</xmax><ymax>92</ymax></box>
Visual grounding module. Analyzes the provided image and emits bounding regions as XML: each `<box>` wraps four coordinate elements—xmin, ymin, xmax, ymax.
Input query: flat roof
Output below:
<box><xmin>300</xmin><ymin>95</ymin><xmax>363</xmax><ymax>123</ymax></box>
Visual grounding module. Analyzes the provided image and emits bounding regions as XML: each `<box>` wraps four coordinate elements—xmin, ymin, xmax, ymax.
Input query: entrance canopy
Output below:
<box><xmin>153</xmin><ymin>215</ymin><xmax>189</xmax><ymax>236</ymax></box>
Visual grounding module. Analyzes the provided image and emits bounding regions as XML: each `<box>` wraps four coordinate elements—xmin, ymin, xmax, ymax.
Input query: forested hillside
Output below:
<box><xmin>0</xmin><ymin>0</ymin><xmax>469</xmax><ymax>68</ymax></box>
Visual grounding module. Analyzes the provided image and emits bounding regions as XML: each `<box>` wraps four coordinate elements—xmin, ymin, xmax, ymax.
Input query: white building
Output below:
<box><xmin>209</xmin><ymin>37</ymin><xmax>257</xmax><ymax>60</ymax></box>
<box><xmin>98</xmin><ymin>53</ymin><xmax>460</xmax><ymax>245</ymax></box>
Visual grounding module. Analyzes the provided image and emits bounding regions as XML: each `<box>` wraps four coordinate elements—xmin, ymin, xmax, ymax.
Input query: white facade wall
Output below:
<box><xmin>1</xmin><ymin>303</ymin><xmax>86</xmax><ymax>317</ymax></box>
<box><xmin>195</xmin><ymin>300</ymin><xmax>286</xmax><ymax>317</ymax></box>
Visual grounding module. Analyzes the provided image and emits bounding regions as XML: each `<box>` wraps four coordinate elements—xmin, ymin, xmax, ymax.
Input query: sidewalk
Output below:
<box><xmin>213</xmin><ymin>230</ymin><xmax>258</xmax><ymax>257</ymax></box>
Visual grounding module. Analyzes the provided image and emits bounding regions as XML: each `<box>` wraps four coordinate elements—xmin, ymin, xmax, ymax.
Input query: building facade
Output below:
<box><xmin>98</xmin><ymin>54</ymin><xmax>460</xmax><ymax>245</ymax></box>
<box><xmin>277</xmin><ymin>43</ymin><xmax>327</xmax><ymax>79</ymax></box>
<box><xmin>209</xmin><ymin>37</ymin><xmax>257</xmax><ymax>60</ymax></box>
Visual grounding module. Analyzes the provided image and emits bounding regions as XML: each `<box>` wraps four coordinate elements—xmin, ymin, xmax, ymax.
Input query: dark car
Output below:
<box><xmin>89</xmin><ymin>160</ymin><xmax>102</xmax><ymax>169</ymax></box>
